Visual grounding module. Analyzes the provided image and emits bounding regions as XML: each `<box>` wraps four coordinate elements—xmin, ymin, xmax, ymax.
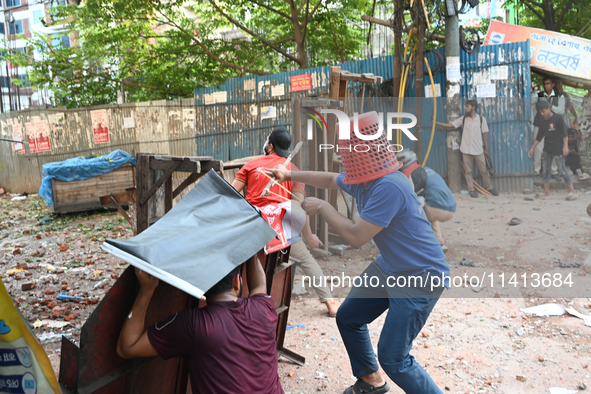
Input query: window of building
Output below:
<box><xmin>5</xmin><ymin>0</ymin><xmax>21</xmax><ymax>8</ymax></box>
<box><xmin>52</xmin><ymin>35</ymin><xmax>70</xmax><ymax>48</ymax></box>
<box><xmin>8</xmin><ymin>20</ymin><xmax>24</xmax><ymax>35</ymax></box>
<box><xmin>0</xmin><ymin>23</ymin><xmax>4</xmax><ymax>35</ymax></box>
<box><xmin>58</xmin><ymin>0</ymin><xmax>67</xmax><ymax>5</ymax></box>
<box><xmin>33</xmin><ymin>10</ymin><xmax>44</xmax><ymax>25</ymax></box>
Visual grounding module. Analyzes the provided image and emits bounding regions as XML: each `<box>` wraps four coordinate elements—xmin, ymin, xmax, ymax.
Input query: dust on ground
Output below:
<box><xmin>1</xmin><ymin>189</ymin><xmax>591</xmax><ymax>393</ymax></box>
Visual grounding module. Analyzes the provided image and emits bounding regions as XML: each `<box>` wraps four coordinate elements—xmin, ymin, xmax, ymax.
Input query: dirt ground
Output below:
<box><xmin>1</xmin><ymin>187</ymin><xmax>591</xmax><ymax>393</ymax></box>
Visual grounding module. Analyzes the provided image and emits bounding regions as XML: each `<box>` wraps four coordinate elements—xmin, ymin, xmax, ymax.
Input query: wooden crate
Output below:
<box><xmin>51</xmin><ymin>164</ymin><xmax>135</xmax><ymax>213</ymax></box>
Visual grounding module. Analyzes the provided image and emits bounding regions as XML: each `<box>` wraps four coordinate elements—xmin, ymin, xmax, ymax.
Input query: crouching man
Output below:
<box><xmin>116</xmin><ymin>255</ymin><xmax>284</xmax><ymax>394</ymax></box>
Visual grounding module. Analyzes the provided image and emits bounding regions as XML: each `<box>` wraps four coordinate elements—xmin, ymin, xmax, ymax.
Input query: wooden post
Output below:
<box><xmin>136</xmin><ymin>154</ymin><xmax>151</xmax><ymax>234</ymax></box>
<box><xmin>292</xmin><ymin>98</ymin><xmax>302</xmax><ymax>171</ymax></box>
<box><xmin>165</xmin><ymin>178</ymin><xmax>173</xmax><ymax>213</ymax></box>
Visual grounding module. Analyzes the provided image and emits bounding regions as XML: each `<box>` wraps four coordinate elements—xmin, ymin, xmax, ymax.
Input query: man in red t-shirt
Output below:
<box><xmin>232</xmin><ymin>127</ymin><xmax>339</xmax><ymax>316</ymax></box>
<box><xmin>116</xmin><ymin>256</ymin><xmax>284</xmax><ymax>394</ymax></box>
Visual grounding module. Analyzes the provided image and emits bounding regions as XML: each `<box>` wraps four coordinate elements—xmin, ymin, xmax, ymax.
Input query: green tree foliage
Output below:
<box><xmin>7</xmin><ymin>0</ymin><xmax>371</xmax><ymax>108</ymax></box>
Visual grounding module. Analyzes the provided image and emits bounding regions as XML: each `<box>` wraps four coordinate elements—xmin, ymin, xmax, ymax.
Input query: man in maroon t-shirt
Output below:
<box><xmin>116</xmin><ymin>255</ymin><xmax>284</xmax><ymax>394</ymax></box>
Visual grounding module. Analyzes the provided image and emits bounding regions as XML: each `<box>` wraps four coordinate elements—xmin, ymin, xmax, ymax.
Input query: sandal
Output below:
<box><xmin>508</xmin><ymin>217</ymin><xmax>522</xmax><ymax>226</ymax></box>
<box><xmin>344</xmin><ymin>378</ymin><xmax>390</xmax><ymax>394</ymax></box>
<box><xmin>566</xmin><ymin>192</ymin><xmax>578</xmax><ymax>201</ymax></box>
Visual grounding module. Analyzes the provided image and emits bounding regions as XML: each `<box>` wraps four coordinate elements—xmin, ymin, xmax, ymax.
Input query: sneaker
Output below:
<box><xmin>552</xmin><ymin>174</ymin><xmax>562</xmax><ymax>181</ymax></box>
<box><xmin>469</xmin><ymin>191</ymin><xmax>478</xmax><ymax>198</ymax></box>
<box><xmin>487</xmin><ymin>189</ymin><xmax>499</xmax><ymax>196</ymax></box>
<box><xmin>578</xmin><ymin>173</ymin><xmax>591</xmax><ymax>180</ymax></box>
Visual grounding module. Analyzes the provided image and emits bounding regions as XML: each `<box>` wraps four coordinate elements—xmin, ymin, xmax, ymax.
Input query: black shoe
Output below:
<box><xmin>487</xmin><ymin>188</ymin><xmax>499</xmax><ymax>196</ymax></box>
<box><xmin>470</xmin><ymin>191</ymin><xmax>478</xmax><ymax>198</ymax></box>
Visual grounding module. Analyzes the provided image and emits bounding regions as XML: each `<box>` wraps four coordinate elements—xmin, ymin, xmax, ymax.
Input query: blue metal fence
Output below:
<box><xmin>193</xmin><ymin>41</ymin><xmax>532</xmax><ymax>190</ymax></box>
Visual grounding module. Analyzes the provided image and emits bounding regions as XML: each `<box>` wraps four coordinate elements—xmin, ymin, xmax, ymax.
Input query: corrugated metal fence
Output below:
<box><xmin>192</xmin><ymin>41</ymin><xmax>533</xmax><ymax>192</ymax></box>
<box><xmin>1</xmin><ymin>41</ymin><xmax>533</xmax><ymax>194</ymax></box>
<box><xmin>460</xmin><ymin>41</ymin><xmax>533</xmax><ymax>192</ymax></box>
<box><xmin>0</xmin><ymin>99</ymin><xmax>197</xmax><ymax>193</ymax></box>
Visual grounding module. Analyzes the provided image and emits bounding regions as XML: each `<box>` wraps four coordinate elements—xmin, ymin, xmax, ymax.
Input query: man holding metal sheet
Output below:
<box><xmin>116</xmin><ymin>255</ymin><xmax>284</xmax><ymax>394</ymax></box>
<box><xmin>231</xmin><ymin>126</ymin><xmax>340</xmax><ymax>317</ymax></box>
<box><xmin>272</xmin><ymin>111</ymin><xmax>448</xmax><ymax>394</ymax></box>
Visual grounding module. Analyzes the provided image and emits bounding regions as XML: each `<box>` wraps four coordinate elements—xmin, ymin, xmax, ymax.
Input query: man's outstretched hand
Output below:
<box><xmin>270</xmin><ymin>164</ymin><xmax>291</xmax><ymax>183</ymax></box>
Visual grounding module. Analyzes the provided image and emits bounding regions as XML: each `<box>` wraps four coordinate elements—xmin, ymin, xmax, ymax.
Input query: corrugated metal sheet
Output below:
<box><xmin>0</xmin><ymin>99</ymin><xmax>196</xmax><ymax>193</ymax></box>
<box><xmin>460</xmin><ymin>40</ymin><xmax>533</xmax><ymax>192</ymax></box>
<box><xmin>193</xmin><ymin>51</ymin><xmax>451</xmax><ymax>175</ymax></box>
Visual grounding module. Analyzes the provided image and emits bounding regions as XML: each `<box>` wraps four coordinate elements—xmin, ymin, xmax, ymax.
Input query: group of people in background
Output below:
<box><xmin>529</xmin><ymin>77</ymin><xmax>586</xmax><ymax>200</ymax></box>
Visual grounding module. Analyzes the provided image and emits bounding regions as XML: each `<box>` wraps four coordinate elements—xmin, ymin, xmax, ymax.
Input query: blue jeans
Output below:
<box><xmin>542</xmin><ymin>151</ymin><xmax>572</xmax><ymax>185</ymax></box>
<box><xmin>336</xmin><ymin>262</ymin><xmax>444</xmax><ymax>393</ymax></box>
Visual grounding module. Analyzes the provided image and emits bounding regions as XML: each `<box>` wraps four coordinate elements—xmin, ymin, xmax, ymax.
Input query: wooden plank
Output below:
<box><xmin>200</xmin><ymin>160</ymin><xmax>223</xmax><ymax>173</ymax></box>
<box><xmin>339</xmin><ymin>71</ymin><xmax>383</xmax><ymax>84</ymax></box>
<box><xmin>100</xmin><ymin>191</ymin><xmax>134</xmax><ymax>206</ymax></box>
<box><xmin>150</xmin><ymin>159</ymin><xmax>200</xmax><ymax>173</ymax></box>
<box><xmin>150</xmin><ymin>157</ymin><xmax>209</xmax><ymax>172</ymax></box>
<box><xmin>172</xmin><ymin>173</ymin><xmax>202</xmax><ymax>199</ymax></box>
<box><xmin>164</xmin><ymin>177</ymin><xmax>172</xmax><ymax>213</ymax></box>
<box><xmin>139</xmin><ymin>160</ymin><xmax>183</xmax><ymax>205</ymax></box>
<box><xmin>137</xmin><ymin>154</ymin><xmax>151</xmax><ymax>233</ymax></box>
<box><xmin>109</xmin><ymin>196</ymin><xmax>133</xmax><ymax>226</ymax></box>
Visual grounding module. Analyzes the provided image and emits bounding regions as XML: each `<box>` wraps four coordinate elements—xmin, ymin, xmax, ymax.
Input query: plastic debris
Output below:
<box><xmin>38</xmin><ymin>332</ymin><xmax>73</xmax><ymax>344</ymax></box>
<box><xmin>548</xmin><ymin>388</ymin><xmax>577</xmax><ymax>394</ymax></box>
<box><xmin>11</xmin><ymin>195</ymin><xmax>26</xmax><ymax>201</ymax></box>
<box><xmin>93</xmin><ymin>278</ymin><xmax>110</xmax><ymax>289</ymax></box>
<box><xmin>56</xmin><ymin>294</ymin><xmax>82</xmax><ymax>301</ymax></box>
<box><xmin>286</xmin><ymin>324</ymin><xmax>305</xmax><ymax>331</ymax></box>
<box><xmin>38</xmin><ymin>216</ymin><xmax>53</xmax><ymax>225</ymax></box>
<box><xmin>521</xmin><ymin>304</ymin><xmax>566</xmax><ymax>317</ymax></box>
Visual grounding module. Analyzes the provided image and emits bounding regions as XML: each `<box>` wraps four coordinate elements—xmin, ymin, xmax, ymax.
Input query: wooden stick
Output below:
<box><xmin>260</xmin><ymin>141</ymin><xmax>304</xmax><ymax>197</ymax></box>
<box><xmin>421</xmin><ymin>0</ymin><xmax>431</xmax><ymax>30</ymax></box>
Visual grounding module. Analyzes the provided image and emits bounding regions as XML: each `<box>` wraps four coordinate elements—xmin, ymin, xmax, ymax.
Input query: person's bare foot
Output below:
<box><xmin>324</xmin><ymin>299</ymin><xmax>340</xmax><ymax>316</ymax></box>
<box><xmin>544</xmin><ymin>190</ymin><xmax>550</xmax><ymax>196</ymax></box>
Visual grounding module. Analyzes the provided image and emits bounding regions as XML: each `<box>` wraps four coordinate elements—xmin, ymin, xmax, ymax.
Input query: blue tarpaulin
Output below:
<box><xmin>39</xmin><ymin>150</ymin><xmax>136</xmax><ymax>207</ymax></box>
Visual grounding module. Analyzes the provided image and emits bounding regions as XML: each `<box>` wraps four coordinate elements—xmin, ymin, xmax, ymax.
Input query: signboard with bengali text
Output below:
<box><xmin>484</xmin><ymin>20</ymin><xmax>591</xmax><ymax>85</ymax></box>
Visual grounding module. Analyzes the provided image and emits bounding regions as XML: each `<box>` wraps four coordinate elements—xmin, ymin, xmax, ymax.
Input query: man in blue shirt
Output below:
<box><xmin>272</xmin><ymin>112</ymin><xmax>447</xmax><ymax>394</ymax></box>
<box><xmin>396</xmin><ymin>151</ymin><xmax>457</xmax><ymax>253</ymax></box>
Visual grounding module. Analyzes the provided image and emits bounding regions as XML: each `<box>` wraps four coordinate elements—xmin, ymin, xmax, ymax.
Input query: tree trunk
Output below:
<box><xmin>579</xmin><ymin>93</ymin><xmax>591</xmax><ymax>175</ymax></box>
<box><xmin>290</xmin><ymin>5</ymin><xmax>308</xmax><ymax>69</ymax></box>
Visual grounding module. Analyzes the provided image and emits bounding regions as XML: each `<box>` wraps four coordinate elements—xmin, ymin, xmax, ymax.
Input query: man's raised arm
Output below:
<box><xmin>270</xmin><ymin>165</ymin><xmax>339</xmax><ymax>189</ymax></box>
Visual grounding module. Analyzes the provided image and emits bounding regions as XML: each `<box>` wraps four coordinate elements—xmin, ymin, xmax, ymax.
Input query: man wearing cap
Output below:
<box><xmin>272</xmin><ymin>112</ymin><xmax>448</xmax><ymax>394</ymax></box>
<box><xmin>231</xmin><ymin>127</ymin><xmax>340</xmax><ymax>317</ymax></box>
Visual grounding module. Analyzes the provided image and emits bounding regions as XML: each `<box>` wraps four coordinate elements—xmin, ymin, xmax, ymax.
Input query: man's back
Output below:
<box><xmin>236</xmin><ymin>154</ymin><xmax>305</xmax><ymax>207</ymax></box>
<box><xmin>148</xmin><ymin>294</ymin><xmax>283</xmax><ymax>394</ymax></box>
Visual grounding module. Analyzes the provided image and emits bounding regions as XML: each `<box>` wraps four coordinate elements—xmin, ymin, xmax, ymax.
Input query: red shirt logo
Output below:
<box><xmin>549</xmin><ymin>123</ymin><xmax>555</xmax><ymax>131</ymax></box>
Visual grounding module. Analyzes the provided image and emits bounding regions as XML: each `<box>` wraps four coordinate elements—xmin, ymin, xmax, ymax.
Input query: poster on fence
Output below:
<box><xmin>34</xmin><ymin>120</ymin><xmax>51</xmax><ymax>152</ymax></box>
<box><xmin>484</xmin><ymin>20</ymin><xmax>591</xmax><ymax>84</ymax></box>
<box><xmin>91</xmin><ymin>109</ymin><xmax>110</xmax><ymax>144</ymax></box>
<box><xmin>12</xmin><ymin>124</ymin><xmax>24</xmax><ymax>154</ymax></box>
<box><xmin>290</xmin><ymin>74</ymin><xmax>312</xmax><ymax>92</ymax></box>
<box><xmin>25</xmin><ymin>123</ymin><xmax>37</xmax><ymax>153</ymax></box>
